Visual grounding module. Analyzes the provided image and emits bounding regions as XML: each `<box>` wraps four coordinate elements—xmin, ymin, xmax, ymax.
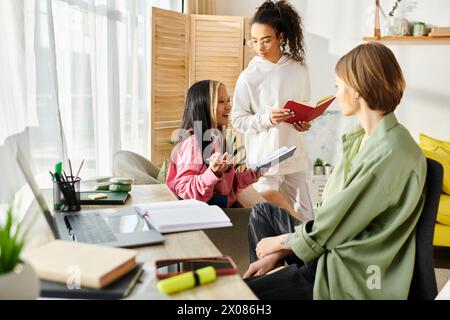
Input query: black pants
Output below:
<box><xmin>245</xmin><ymin>203</ymin><xmax>317</xmax><ymax>300</ymax></box>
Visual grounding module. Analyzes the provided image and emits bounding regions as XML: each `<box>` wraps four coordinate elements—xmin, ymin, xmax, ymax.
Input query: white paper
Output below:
<box><xmin>436</xmin><ymin>280</ymin><xmax>450</xmax><ymax>300</ymax></box>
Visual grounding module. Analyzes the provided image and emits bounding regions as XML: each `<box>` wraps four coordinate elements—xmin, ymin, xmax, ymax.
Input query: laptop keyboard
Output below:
<box><xmin>67</xmin><ymin>215</ymin><xmax>117</xmax><ymax>244</ymax></box>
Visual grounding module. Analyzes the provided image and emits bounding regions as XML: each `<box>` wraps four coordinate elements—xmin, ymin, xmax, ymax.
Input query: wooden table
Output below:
<box><xmin>24</xmin><ymin>184</ymin><xmax>257</xmax><ymax>300</ymax></box>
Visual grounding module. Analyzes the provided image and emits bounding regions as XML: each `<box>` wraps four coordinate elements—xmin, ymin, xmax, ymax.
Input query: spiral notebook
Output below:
<box><xmin>134</xmin><ymin>200</ymin><xmax>232</xmax><ymax>233</ymax></box>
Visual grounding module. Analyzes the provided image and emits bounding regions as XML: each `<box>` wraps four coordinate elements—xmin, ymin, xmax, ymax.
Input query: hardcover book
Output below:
<box><xmin>283</xmin><ymin>95</ymin><xmax>335</xmax><ymax>123</ymax></box>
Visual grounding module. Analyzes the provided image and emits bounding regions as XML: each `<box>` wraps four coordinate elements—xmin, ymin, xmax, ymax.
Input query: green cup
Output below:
<box><xmin>413</xmin><ymin>22</ymin><xmax>427</xmax><ymax>36</ymax></box>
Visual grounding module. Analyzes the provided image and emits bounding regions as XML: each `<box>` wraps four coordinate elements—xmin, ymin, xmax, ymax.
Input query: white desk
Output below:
<box><xmin>24</xmin><ymin>184</ymin><xmax>257</xmax><ymax>300</ymax></box>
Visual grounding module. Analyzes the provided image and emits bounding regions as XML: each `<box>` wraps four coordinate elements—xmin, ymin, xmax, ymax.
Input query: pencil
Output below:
<box><xmin>266</xmin><ymin>265</ymin><xmax>286</xmax><ymax>275</ymax></box>
<box><xmin>68</xmin><ymin>159</ymin><xmax>74</xmax><ymax>180</ymax></box>
<box><xmin>75</xmin><ymin>159</ymin><xmax>85</xmax><ymax>180</ymax></box>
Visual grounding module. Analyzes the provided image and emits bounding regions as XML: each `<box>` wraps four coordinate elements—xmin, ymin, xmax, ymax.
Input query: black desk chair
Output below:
<box><xmin>408</xmin><ymin>158</ymin><xmax>443</xmax><ymax>300</ymax></box>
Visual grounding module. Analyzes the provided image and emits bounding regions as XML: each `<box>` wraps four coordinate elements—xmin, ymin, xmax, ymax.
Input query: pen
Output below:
<box><xmin>68</xmin><ymin>159</ymin><xmax>74</xmax><ymax>180</ymax></box>
<box><xmin>55</xmin><ymin>162</ymin><xmax>62</xmax><ymax>176</ymax></box>
<box><xmin>54</xmin><ymin>172</ymin><xmax>69</xmax><ymax>200</ymax></box>
<box><xmin>63</xmin><ymin>170</ymin><xmax>75</xmax><ymax>193</ymax></box>
<box><xmin>208</xmin><ymin>160</ymin><xmax>232</xmax><ymax>164</ymax></box>
<box><xmin>62</xmin><ymin>170</ymin><xmax>69</xmax><ymax>183</ymax></box>
<box><xmin>207</xmin><ymin>154</ymin><xmax>232</xmax><ymax>164</ymax></box>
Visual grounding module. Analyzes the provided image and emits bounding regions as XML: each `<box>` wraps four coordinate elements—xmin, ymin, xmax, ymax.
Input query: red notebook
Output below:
<box><xmin>283</xmin><ymin>95</ymin><xmax>336</xmax><ymax>123</ymax></box>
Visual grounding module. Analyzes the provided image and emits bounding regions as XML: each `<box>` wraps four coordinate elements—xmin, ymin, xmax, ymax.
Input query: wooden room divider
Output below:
<box><xmin>151</xmin><ymin>7</ymin><xmax>255</xmax><ymax>167</ymax></box>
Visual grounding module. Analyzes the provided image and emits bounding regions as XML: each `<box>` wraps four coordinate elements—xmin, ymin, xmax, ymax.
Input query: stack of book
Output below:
<box><xmin>23</xmin><ymin>240</ymin><xmax>142</xmax><ymax>299</ymax></box>
<box><xmin>95</xmin><ymin>177</ymin><xmax>134</xmax><ymax>193</ymax></box>
<box><xmin>429</xmin><ymin>27</ymin><xmax>450</xmax><ymax>37</ymax></box>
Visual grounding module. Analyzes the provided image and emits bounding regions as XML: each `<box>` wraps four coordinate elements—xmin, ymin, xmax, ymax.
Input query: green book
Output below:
<box><xmin>79</xmin><ymin>191</ymin><xmax>129</xmax><ymax>205</ymax></box>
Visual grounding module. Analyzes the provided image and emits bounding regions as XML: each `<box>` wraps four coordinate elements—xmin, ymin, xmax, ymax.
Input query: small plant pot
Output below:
<box><xmin>324</xmin><ymin>166</ymin><xmax>333</xmax><ymax>176</ymax></box>
<box><xmin>313</xmin><ymin>166</ymin><xmax>325</xmax><ymax>175</ymax></box>
<box><xmin>0</xmin><ymin>262</ymin><xmax>40</xmax><ymax>300</ymax></box>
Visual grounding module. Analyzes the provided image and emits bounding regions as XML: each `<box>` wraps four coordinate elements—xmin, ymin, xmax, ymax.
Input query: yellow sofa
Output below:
<box><xmin>435</xmin><ymin>193</ymin><xmax>450</xmax><ymax>248</ymax></box>
<box><xmin>419</xmin><ymin>134</ymin><xmax>450</xmax><ymax>249</ymax></box>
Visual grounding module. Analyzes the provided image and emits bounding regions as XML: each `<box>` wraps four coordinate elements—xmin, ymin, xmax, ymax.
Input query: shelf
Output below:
<box><xmin>363</xmin><ymin>36</ymin><xmax>450</xmax><ymax>44</ymax></box>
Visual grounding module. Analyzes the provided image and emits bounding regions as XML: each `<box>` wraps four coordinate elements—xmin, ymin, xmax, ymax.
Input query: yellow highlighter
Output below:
<box><xmin>157</xmin><ymin>266</ymin><xmax>217</xmax><ymax>295</ymax></box>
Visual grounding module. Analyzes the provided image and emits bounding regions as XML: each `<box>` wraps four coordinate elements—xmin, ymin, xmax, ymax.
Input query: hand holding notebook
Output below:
<box><xmin>283</xmin><ymin>95</ymin><xmax>336</xmax><ymax>123</ymax></box>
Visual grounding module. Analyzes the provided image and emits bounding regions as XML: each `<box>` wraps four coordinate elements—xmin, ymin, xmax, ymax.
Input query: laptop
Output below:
<box><xmin>17</xmin><ymin>149</ymin><xmax>165</xmax><ymax>248</ymax></box>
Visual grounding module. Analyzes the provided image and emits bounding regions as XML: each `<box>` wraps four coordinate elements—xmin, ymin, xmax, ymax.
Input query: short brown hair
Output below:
<box><xmin>335</xmin><ymin>42</ymin><xmax>405</xmax><ymax>113</ymax></box>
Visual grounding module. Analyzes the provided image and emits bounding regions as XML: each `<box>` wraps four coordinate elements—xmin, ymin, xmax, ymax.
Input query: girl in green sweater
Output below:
<box><xmin>244</xmin><ymin>42</ymin><xmax>427</xmax><ymax>300</ymax></box>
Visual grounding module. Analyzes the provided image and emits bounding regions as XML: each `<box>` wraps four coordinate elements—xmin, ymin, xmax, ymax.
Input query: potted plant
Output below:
<box><xmin>0</xmin><ymin>200</ymin><xmax>40</xmax><ymax>299</ymax></box>
<box><xmin>324</xmin><ymin>162</ymin><xmax>333</xmax><ymax>176</ymax></box>
<box><xmin>313</xmin><ymin>158</ymin><xmax>325</xmax><ymax>175</ymax></box>
<box><xmin>388</xmin><ymin>0</ymin><xmax>418</xmax><ymax>36</ymax></box>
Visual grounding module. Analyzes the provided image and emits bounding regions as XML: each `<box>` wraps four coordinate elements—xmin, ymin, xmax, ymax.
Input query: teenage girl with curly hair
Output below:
<box><xmin>232</xmin><ymin>0</ymin><xmax>314</xmax><ymax>221</ymax></box>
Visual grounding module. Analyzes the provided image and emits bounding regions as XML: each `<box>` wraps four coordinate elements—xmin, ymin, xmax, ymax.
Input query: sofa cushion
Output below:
<box><xmin>437</xmin><ymin>194</ymin><xmax>450</xmax><ymax>226</ymax></box>
<box><xmin>434</xmin><ymin>222</ymin><xmax>450</xmax><ymax>247</ymax></box>
<box><xmin>419</xmin><ymin>134</ymin><xmax>450</xmax><ymax>195</ymax></box>
<box><xmin>420</xmin><ymin>134</ymin><xmax>450</xmax><ymax>150</ymax></box>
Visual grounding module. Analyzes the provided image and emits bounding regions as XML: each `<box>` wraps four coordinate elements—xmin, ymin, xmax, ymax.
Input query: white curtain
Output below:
<box><xmin>153</xmin><ymin>0</ymin><xmax>182</xmax><ymax>11</ymax></box>
<box><xmin>40</xmin><ymin>0</ymin><xmax>151</xmax><ymax>177</ymax></box>
<box><xmin>0</xmin><ymin>0</ymin><xmax>182</xmax><ymax>203</ymax></box>
<box><xmin>0</xmin><ymin>0</ymin><xmax>38</xmax><ymax>145</ymax></box>
<box><xmin>184</xmin><ymin>0</ymin><xmax>216</xmax><ymax>14</ymax></box>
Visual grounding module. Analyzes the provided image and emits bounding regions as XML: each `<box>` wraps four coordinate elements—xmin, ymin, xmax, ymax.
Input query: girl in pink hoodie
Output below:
<box><xmin>166</xmin><ymin>80</ymin><xmax>260</xmax><ymax>207</ymax></box>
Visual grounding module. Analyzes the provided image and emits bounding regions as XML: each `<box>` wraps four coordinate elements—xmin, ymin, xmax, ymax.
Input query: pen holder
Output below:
<box><xmin>53</xmin><ymin>177</ymin><xmax>81</xmax><ymax>212</ymax></box>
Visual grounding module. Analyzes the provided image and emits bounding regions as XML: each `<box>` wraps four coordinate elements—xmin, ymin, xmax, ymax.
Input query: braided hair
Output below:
<box><xmin>252</xmin><ymin>0</ymin><xmax>305</xmax><ymax>64</ymax></box>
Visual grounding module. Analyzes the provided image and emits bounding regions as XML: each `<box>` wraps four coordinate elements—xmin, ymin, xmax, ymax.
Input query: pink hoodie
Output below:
<box><xmin>166</xmin><ymin>135</ymin><xmax>256</xmax><ymax>207</ymax></box>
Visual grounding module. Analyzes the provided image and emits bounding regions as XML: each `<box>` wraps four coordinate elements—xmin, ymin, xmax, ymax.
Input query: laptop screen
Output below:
<box><xmin>16</xmin><ymin>148</ymin><xmax>58</xmax><ymax>236</ymax></box>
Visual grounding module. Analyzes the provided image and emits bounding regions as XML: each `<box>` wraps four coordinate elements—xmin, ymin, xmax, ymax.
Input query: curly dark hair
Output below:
<box><xmin>251</xmin><ymin>0</ymin><xmax>305</xmax><ymax>64</ymax></box>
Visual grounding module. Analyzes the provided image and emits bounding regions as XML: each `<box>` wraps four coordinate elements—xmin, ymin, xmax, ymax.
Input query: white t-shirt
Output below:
<box><xmin>231</xmin><ymin>55</ymin><xmax>311</xmax><ymax>175</ymax></box>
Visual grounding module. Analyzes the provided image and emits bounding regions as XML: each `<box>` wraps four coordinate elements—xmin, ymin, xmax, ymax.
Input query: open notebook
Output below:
<box><xmin>134</xmin><ymin>200</ymin><xmax>232</xmax><ymax>233</ymax></box>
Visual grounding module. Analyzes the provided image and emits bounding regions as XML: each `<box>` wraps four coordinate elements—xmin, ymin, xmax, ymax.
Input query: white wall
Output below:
<box><xmin>216</xmin><ymin>0</ymin><xmax>258</xmax><ymax>17</ymax></box>
<box><xmin>390</xmin><ymin>0</ymin><xmax>450</xmax><ymax>141</ymax></box>
<box><xmin>217</xmin><ymin>0</ymin><xmax>450</xmax><ymax>143</ymax></box>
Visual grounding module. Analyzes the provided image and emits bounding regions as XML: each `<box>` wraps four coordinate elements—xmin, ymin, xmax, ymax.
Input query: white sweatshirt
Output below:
<box><xmin>232</xmin><ymin>55</ymin><xmax>311</xmax><ymax>175</ymax></box>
